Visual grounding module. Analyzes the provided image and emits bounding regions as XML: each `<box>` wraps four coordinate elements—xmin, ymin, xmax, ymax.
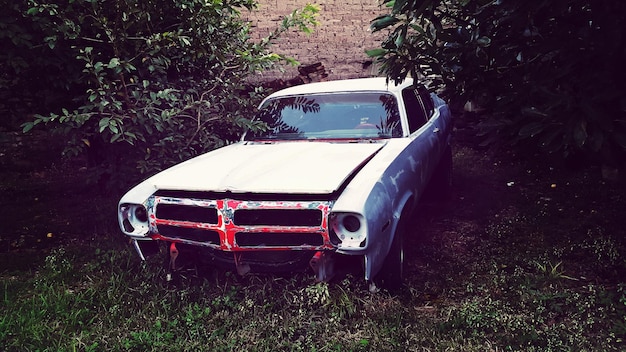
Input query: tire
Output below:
<box><xmin>377</xmin><ymin>214</ymin><xmax>407</xmax><ymax>291</ymax></box>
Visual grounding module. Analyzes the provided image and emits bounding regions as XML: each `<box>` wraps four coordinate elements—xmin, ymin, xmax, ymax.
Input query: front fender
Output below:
<box><xmin>332</xmin><ymin>140</ymin><xmax>418</xmax><ymax>281</ymax></box>
<box><xmin>362</xmin><ymin>184</ymin><xmax>414</xmax><ymax>282</ymax></box>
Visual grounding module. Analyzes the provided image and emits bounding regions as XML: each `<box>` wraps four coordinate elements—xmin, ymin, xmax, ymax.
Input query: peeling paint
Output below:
<box><xmin>151</xmin><ymin>197</ymin><xmax>334</xmax><ymax>252</ymax></box>
<box><xmin>389</xmin><ymin>169</ymin><xmax>406</xmax><ymax>193</ymax></box>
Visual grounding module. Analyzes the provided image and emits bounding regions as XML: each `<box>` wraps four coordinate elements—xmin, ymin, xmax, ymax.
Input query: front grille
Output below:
<box><xmin>156</xmin><ymin>204</ymin><xmax>218</xmax><ymax>224</ymax></box>
<box><xmin>235</xmin><ymin>232</ymin><xmax>324</xmax><ymax>247</ymax></box>
<box><xmin>151</xmin><ymin>195</ymin><xmax>333</xmax><ymax>251</ymax></box>
<box><xmin>158</xmin><ymin>225</ymin><xmax>220</xmax><ymax>244</ymax></box>
<box><xmin>234</xmin><ymin>209</ymin><xmax>322</xmax><ymax>226</ymax></box>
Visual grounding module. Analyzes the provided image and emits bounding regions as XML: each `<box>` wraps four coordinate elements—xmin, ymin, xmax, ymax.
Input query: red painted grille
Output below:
<box><xmin>150</xmin><ymin>196</ymin><xmax>334</xmax><ymax>251</ymax></box>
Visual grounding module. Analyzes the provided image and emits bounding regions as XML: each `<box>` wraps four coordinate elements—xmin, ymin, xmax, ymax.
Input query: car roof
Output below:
<box><xmin>265</xmin><ymin>77</ymin><xmax>414</xmax><ymax>100</ymax></box>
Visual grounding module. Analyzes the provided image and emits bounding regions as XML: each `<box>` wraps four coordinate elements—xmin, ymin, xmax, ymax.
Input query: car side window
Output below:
<box><xmin>417</xmin><ymin>86</ymin><xmax>434</xmax><ymax>118</ymax></box>
<box><xmin>402</xmin><ymin>87</ymin><xmax>428</xmax><ymax>133</ymax></box>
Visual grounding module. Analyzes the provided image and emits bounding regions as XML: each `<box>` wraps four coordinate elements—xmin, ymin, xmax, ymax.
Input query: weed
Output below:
<box><xmin>534</xmin><ymin>261</ymin><xmax>577</xmax><ymax>281</ymax></box>
<box><xmin>2</xmin><ymin>146</ymin><xmax>625</xmax><ymax>351</ymax></box>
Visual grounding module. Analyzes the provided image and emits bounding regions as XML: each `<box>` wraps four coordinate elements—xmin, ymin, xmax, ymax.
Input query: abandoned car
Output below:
<box><xmin>118</xmin><ymin>77</ymin><xmax>453</xmax><ymax>289</ymax></box>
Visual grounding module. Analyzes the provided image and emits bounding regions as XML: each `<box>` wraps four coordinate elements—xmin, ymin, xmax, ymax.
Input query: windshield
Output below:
<box><xmin>245</xmin><ymin>92</ymin><xmax>402</xmax><ymax>140</ymax></box>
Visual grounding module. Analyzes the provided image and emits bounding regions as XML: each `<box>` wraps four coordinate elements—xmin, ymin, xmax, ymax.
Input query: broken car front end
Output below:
<box><xmin>119</xmin><ymin>189</ymin><xmax>376</xmax><ymax>281</ymax></box>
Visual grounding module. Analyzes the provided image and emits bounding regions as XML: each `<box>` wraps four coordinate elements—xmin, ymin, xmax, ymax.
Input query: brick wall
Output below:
<box><xmin>245</xmin><ymin>0</ymin><xmax>388</xmax><ymax>82</ymax></box>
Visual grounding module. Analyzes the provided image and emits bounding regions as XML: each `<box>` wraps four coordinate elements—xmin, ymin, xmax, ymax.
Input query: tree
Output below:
<box><xmin>6</xmin><ymin>0</ymin><xmax>318</xmax><ymax>187</ymax></box>
<box><xmin>0</xmin><ymin>1</ymin><xmax>81</xmax><ymax>127</ymax></box>
<box><xmin>368</xmin><ymin>0</ymin><xmax>626</xmax><ymax>171</ymax></box>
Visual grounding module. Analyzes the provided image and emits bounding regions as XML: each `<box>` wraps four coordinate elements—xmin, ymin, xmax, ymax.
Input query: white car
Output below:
<box><xmin>118</xmin><ymin>77</ymin><xmax>453</xmax><ymax>289</ymax></box>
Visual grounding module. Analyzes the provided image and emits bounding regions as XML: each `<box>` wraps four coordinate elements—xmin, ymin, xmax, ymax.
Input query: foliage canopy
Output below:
<box><xmin>368</xmin><ymin>0</ymin><xmax>626</xmax><ymax>168</ymax></box>
<box><xmin>1</xmin><ymin>0</ymin><xmax>318</xmax><ymax>187</ymax></box>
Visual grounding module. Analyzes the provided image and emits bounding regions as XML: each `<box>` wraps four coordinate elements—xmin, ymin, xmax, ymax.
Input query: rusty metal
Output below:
<box><xmin>309</xmin><ymin>251</ymin><xmax>335</xmax><ymax>282</ymax></box>
<box><xmin>150</xmin><ymin>198</ymin><xmax>334</xmax><ymax>252</ymax></box>
<box><xmin>169</xmin><ymin>242</ymin><xmax>179</xmax><ymax>270</ymax></box>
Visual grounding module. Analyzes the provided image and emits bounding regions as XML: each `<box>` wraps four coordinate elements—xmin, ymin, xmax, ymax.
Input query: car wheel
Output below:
<box><xmin>377</xmin><ymin>214</ymin><xmax>406</xmax><ymax>291</ymax></box>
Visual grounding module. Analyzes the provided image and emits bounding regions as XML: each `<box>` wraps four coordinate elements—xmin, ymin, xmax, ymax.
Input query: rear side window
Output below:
<box><xmin>402</xmin><ymin>88</ymin><xmax>428</xmax><ymax>133</ymax></box>
<box><xmin>417</xmin><ymin>86</ymin><xmax>434</xmax><ymax>117</ymax></box>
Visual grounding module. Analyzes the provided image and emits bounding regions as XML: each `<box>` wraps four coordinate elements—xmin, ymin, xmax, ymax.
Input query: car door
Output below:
<box><xmin>401</xmin><ymin>85</ymin><xmax>442</xmax><ymax>193</ymax></box>
<box><xmin>416</xmin><ymin>85</ymin><xmax>448</xmax><ymax>158</ymax></box>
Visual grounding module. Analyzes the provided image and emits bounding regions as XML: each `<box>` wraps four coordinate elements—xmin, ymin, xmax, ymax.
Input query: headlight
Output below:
<box><xmin>330</xmin><ymin>213</ymin><xmax>367</xmax><ymax>248</ymax></box>
<box><xmin>119</xmin><ymin>203</ymin><xmax>150</xmax><ymax>237</ymax></box>
<box><xmin>342</xmin><ymin>215</ymin><xmax>361</xmax><ymax>232</ymax></box>
<box><xmin>134</xmin><ymin>206</ymin><xmax>148</xmax><ymax>222</ymax></box>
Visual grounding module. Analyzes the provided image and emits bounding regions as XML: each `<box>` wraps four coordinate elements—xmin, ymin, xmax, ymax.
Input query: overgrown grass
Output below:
<box><xmin>2</xmin><ymin>146</ymin><xmax>625</xmax><ymax>351</ymax></box>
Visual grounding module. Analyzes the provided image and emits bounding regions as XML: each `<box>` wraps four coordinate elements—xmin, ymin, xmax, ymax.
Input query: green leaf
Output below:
<box><xmin>371</xmin><ymin>15</ymin><xmax>400</xmax><ymax>32</ymax></box>
<box><xmin>98</xmin><ymin>118</ymin><xmax>110</xmax><ymax>133</ymax></box>
<box><xmin>108</xmin><ymin>58</ymin><xmax>120</xmax><ymax>69</ymax></box>
<box><xmin>22</xmin><ymin>122</ymin><xmax>34</xmax><ymax>133</ymax></box>
<box><xmin>392</xmin><ymin>0</ymin><xmax>406</xmax><ymax>13</ymax></box>
<box><xmin>365</xmin><ymin>48</ymin><xmax>387</xmax><ymax>57</ymax></box>
<box><xmin>123</xmin><ymin>62</ymin><xmax>136</xmax><ymax>73</ymax></box>
<box><xmin>44</xmin><ymin>36</ymin><xmax>57</xmax><ymax>49</ymax></box>
<box><xmin>394</xmin><ymin>25</ymin><xmax>407</xmax><ymax>48</ymax></box>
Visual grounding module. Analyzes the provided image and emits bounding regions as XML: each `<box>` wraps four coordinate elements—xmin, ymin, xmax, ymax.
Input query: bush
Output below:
<box><xmin>13</xmin><ymin>0</ymin><xmax>318</xmax><ymax>188</ymax></box>
<box><xmin>368</xmin><ymin>0</ymin><xmax>626</xmax><ymax>169</ymax></box>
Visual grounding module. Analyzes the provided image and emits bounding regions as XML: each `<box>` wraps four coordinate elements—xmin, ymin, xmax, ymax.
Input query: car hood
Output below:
<box><xmin>140</xmin><ymin>141</ymin><xmax>386</xmax><ymax>196</ymax></box>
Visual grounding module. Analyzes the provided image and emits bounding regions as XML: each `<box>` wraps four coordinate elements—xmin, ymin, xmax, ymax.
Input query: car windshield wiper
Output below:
<box><xmin>249</xmin><ymin>133</ymin><xmax>307</xmax><ymax>141</ymax></box>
